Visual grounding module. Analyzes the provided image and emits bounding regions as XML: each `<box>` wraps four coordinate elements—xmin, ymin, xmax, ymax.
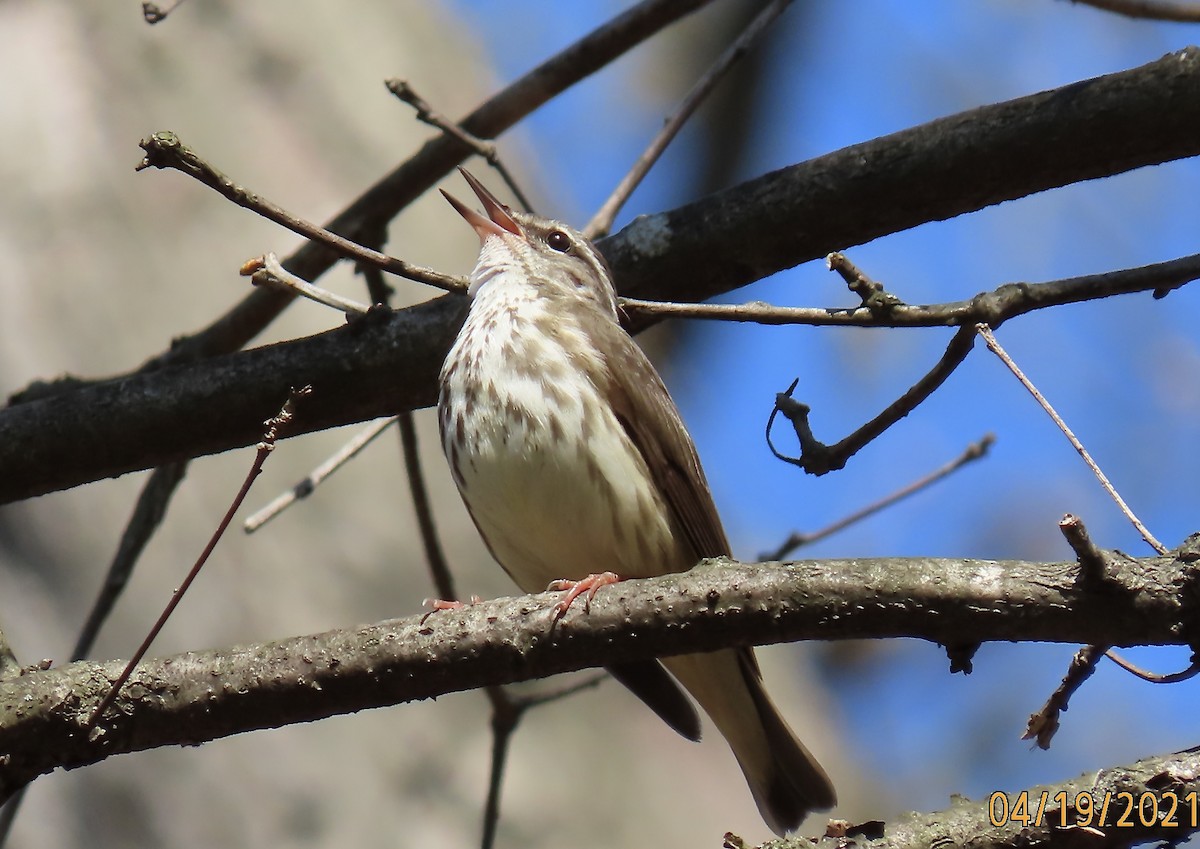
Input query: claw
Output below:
<box><xmin>548</xmin><ymin>572</ymin><xmax>621</xmax><ymax>623</ymax></box>
<box><xmin>420</xmin><ymin>595</ymin><xmax>482</xmax><ymax>625</ymax></box>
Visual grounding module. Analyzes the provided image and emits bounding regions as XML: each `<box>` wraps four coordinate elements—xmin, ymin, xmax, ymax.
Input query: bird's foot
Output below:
<box><xmin>548</xmin><ymin>572</ymin><xmax>621</xmax><ymax>623</ymax></box>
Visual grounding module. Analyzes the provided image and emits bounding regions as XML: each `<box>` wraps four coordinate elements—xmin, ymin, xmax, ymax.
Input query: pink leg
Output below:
<box><xmin>547</xmin><ymin>572</ymin><xmax>621</xmax><ymax>622</ymax></box>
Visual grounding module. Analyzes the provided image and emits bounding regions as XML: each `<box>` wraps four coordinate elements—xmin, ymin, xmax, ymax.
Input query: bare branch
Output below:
<box><xmin>807</xmin><ymin>748</ymin><xmax>1200</xmax><ymax>848</ymax></box>
<box><xmin>610</xmin><ymin>46</ymin><xmax>1200</xmax><ymax>312</ymax></box>
<box><xmin>3</xmin><ymin>542</ymin><xmax>1197</xmax><ymax>797</ymax></box>
<box><xmin>386</xmin><ymin>79</ymin><xmax>535</xmax><ymax>214</ymax></box>
<box><xmin>477</xmin><ymin>673</ymin><xmax>606</xmax><ymax>849</ymax></box>
<box><xmin>1060</xmin><ymin>513</ymin><xmax>1112</xmax><ymax>585</ymax></box>
<box><xmin>136</xmin><ymin>0</ymin><xmax>717</xmax><ymax>365</ymax></box>
<box><xmin>71</xmin><ymin>462</ymin><xmax>189</xmax><ymax>660</ymax></box>
<box><xmin>977</xmin><ymin>324</ymin><xmax>1167</xmax><ymax>554</ymax></box>
<box><xmin>1023</xmin><ymin>643</ymin><xmax>1109</xmax><ymax>749</ymax></box>
<box><xmin>762</xmin><ymin>434</ymin><xmax>994</xmax><ymax>560</ymax></box>
<box><xmin>1068</xmin><ymin>0</ymin><xmax>1200</xmax><ymax>21</ymax></box>
<box><xmin>244</xmin><ymin>417</ymin><xmax>397</xmax><ymax>533</ymax></box>
<box><xmin>584</xmin><ymin>0</ymin><xmax>793</xmax><ymax>238</ymax></box>
<box><xmin>4</xmin><ymin>49</ymin><xmax>1200</xmax><ymax>503</ymax></box>
<box><xmin>89</xmin><ymin>387</ymin><xmax>311</xmax><ymax>726</ymax></box>
<box><xmin>1104</xmin><ymin>650</ymin><xmax>1200</xmax><ymax>684</ymax></box>
<box><xmin>769</xmin><ymin>325</ymin><xmax>977</xmax><ymax>475</ymax></box>
<box><xmin>620</xmin><ymin>251</ymin><xmax>1200</xmax><ymax>328</ymax></box>
<box><xmin>245</xmin><ymin>253</ymin><xmax>376</xmax><ymax>315</ymax></box>
<box><xmin>827</xmin><ymin>251</ymin><xmax>905</xmax><ymax>314</ymax></box>
<box><xmin>480</xmin><ymin>687</ymin><xmax>519</xmax><ymax>849</ymax></box>
<box><xmin>359</xmin><ymin>258</ymin><xmax>457</xmax><ymax>605</ymax></box>
<box><xmin>137</xmin><ymin>134</ymin><xmax>466</xmax><ymax>292</ymax></box>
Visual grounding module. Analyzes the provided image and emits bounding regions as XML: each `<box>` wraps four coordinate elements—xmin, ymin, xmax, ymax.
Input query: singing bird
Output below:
<box><xmin>437</xmin><ymin>171</ymin><xmax>834</xmax><ymax>834</ymax></box>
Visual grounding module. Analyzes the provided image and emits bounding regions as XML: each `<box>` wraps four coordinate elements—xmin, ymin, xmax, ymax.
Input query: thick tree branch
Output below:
<box><xmin>611</xmin><ymin>44</ymin><xmax>1200</xmax><ymax>307</ymax></box>
<box><xmin>132</xmin><ymin>0</ymin><xmax>715</xmax><ymax>365</ymax></box>
<box><xmin>791</xmin><ymin>748</ymin><xmax>1200</xmax><ymax>849</ymax></box>
<box><xmin>2</xmin><ymin>47</ymin><xmax>1199</xmax><ymax>503</ymax></box>
<box><xmin>3</xmin><ymin>537</ymin><xmax>1198</xmax><ymax>800</ymax></box>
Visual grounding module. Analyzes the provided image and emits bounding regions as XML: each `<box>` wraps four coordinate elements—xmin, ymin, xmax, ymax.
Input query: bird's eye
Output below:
<box><xmin>546</xmin><ymin>230</ymin><xmax>572</xmax><ymax>253</ymax></box>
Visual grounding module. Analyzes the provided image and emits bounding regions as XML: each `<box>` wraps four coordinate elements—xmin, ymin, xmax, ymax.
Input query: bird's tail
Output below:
<box><xmin>662</xmin><ymin>648</ymin><xmax>835</xmax><ymax>835</ymax></box>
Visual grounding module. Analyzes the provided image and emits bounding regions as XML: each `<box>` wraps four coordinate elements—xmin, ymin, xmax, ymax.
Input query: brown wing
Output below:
<box><xmin>590</xmin><ymin>308</ymin><xmax>835</xmax><ymax>828</ymax></box>
<box><xmin>590</xmin><ymin>313</ymin><xmax>741</xmax><ymax>738</ymax></box>
<box><xmin>592</xmin><ymin>315</ymin><xmax>731</xmax><ymax>562</ymax></box>
<box><xmin>594</xmin><ymin>310</ymin><xmax>773</xmax><ymax>662</ymax></box>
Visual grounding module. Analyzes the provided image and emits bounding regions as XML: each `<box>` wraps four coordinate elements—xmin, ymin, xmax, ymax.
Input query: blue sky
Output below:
<box><xmin>453</xmin><ymin>0</ymin><xmax>1200</xmax><ymax>818</ymax></box>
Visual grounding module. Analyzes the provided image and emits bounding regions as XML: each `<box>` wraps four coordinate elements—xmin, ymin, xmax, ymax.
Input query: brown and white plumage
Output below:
<box><xmin>437</xmin><ymin>171</ymin><xmax>835</xmax><ymax>834</ymax></box>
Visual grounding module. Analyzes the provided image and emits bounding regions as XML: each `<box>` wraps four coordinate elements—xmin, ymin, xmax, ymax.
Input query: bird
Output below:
<box><xmin>436</xmin><ymin>169</ymin><xmax>835</xmax><ymax>834</ymax></box>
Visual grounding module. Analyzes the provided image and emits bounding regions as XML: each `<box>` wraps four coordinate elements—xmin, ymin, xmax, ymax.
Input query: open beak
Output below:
<box><xmin>440</xmin><ymin>168</ymin><xmax>522</xmax><ymax>244</ymax></box>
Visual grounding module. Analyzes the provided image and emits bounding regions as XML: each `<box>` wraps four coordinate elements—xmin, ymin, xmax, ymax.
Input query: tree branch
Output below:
<box><xmin>794</xmin><ymin>747</ymin><xmax>1200</xmax><ymax>849</ymax></box>
<box><xmin>3</xmin><ymin>47</ymin><xmax>1199</xmax><ymax>503</ymax></box>
<box><xmin>3</xmin><ymin>537</ymin><xmax>1198</xmax><ymax>800</ymax></box>
<box><xmin>134</xmin><ymin>0</ymin><xmax>716</xmax><ymax>364</ymax></box>
<box><xmin>1069</xmin><ymin>0</ymin><xmax>1200</xmax><ymax>22</ymax></box>
<box><xmin>620</xmin><ymin>251</ymin><xmax>1200</xmax><ymax>327</ymax></box>
<box><xmin>610</xmin><ymin>45</ymin><xmax>1200</xmax><ymax>308</ymax></box>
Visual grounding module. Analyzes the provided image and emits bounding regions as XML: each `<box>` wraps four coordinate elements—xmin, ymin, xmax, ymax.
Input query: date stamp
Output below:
<box><xmin>989</xmin><ymin>790</ymin><xmax>1199</xmax><ymax>829</ymax></box>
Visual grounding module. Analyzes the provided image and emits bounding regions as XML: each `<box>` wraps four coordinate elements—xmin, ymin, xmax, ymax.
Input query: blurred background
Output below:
<box><xmin>0</xmin><ymin>1</ymin><xmax>1197</xmax><ymax>847</ymax></box>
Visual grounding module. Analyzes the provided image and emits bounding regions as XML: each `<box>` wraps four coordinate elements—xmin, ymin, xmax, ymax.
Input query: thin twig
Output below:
<box><xmin>619</xmin><ymin>251</ymin><xmax>1200</xmax><ymax>328</ymax></box>
<box><xmin>14</xmin><ymin>247</ymin><xmax>1196</xmax><ymax>508</ymax></box>
<box><xmin>1023</xmin><ymin>643</ymin><xmax>1109</xmax><ymax>749</ymax></box>
<box><xmin>348</xmin><ymin>258</ymin><xmax>461</xmax><ymax>620</ymax></box>
<box><xmin>585</xmin><ymin>0</ymin><xmax>793</xmax><ymax>238</ymax></box>
<box><xmin>1030</xmin><ymin>516</ymin><xmax>1195</xmax><ymax>744</ymax></box>
<box><xmin>72</xmin><ymin>463</ymin><xmax>189</xmax><ymax>660</ymax></box>
<box><xmin>0</xmin><ymin>462</ymin><xmax>189</xmax><ymax>844</ymax></box>
<box><xmin>1068</xmin><ymin>0</ymin><xmax>1200</xmax><ymax>21</ymax></box>
<box><xmin>385</xmin><ymin>80</ymin><xmax>534</xmax><ymax>214</ymax></box>
<box><xmin>362</xmin><ymin>245</ymin><xmax>516</xmax><ymax>849</ymax></box>
<box><xmin>138</xmin><ymin>133</ymin><xmax>466</xmax><ymax>293</ymax></box>
<box><xmin>237</xmin><ymin>254</ymin><xmax>404</xmax><ymax>532</ymax></box>
<box><xmin>1058</xmin><ymin>513</ymin><xmax>1111</xmax><ymax>586</ymax></box>
<box><xmin>358</xmin><ymin>259</ymin><xmax>502</xmax><ymax>849</ymax></box>
<box><xmin>243</xmin><ymin>416</ymin><xmax>398</xmax><ymax>533</ymax></box>
<box><xmin>478</xmin><ymin>673</ymin><xmax>608</xmax><ymax>849</ymax></box>
<box><xmin>105</xmin><ymin>0</ymin><xmax>716</xmax><ymax>381</ymax></box>
<box><xmin>480</xmin><ymin>688</ymin><xmax>519</xmax><ymax>849</ymax></box>
<box><xmin>761</xmin><ymin>434</ymin><xmax>994</xmax><ymax>560</ymax></box>
<box><xmin>242</xmin><ymin>253</ymin><xmax>374</xmax><ymax>316</ymax></box>
<box><xmin>396</xmin><ymin>413</ymin><xmax>456</xmax><ymax>600</ymax></box>
<box><xmin>142</xmin><ymin>0</ymin><xmax>186</xmax><ymax>23</ymax></box>
<box><xmin>1104</xmin><ymin>651</ymin><xmax>1200</xmax><ymax>683</ymax></box>
<box><xmin>827</xmin><ymin>251</ymin><xmax>905</xmax><ymax>314</ymax></box>
<box><xmin>768</xmin><ymin>325</ymin><xmax>978</xmax><ymax>476</ymax></box>
<box><xmin>976</xmin><ymin>323</ymin><xmax>1167</xmax><ymax>554</ymax></box>
<box><xmin>355</xmin><ymin>255</ymin><xmax>459</xmax><ymax>603</ymax></box>
<box><xmin>88</xmin><ymin>387</ymin><xmax>312</xmax><ymax>727</ymax></box>
<box><xmin>1034</xmin><ymin>514</ymin><xmax>1112</xmax><ymax>748</ymax></box>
